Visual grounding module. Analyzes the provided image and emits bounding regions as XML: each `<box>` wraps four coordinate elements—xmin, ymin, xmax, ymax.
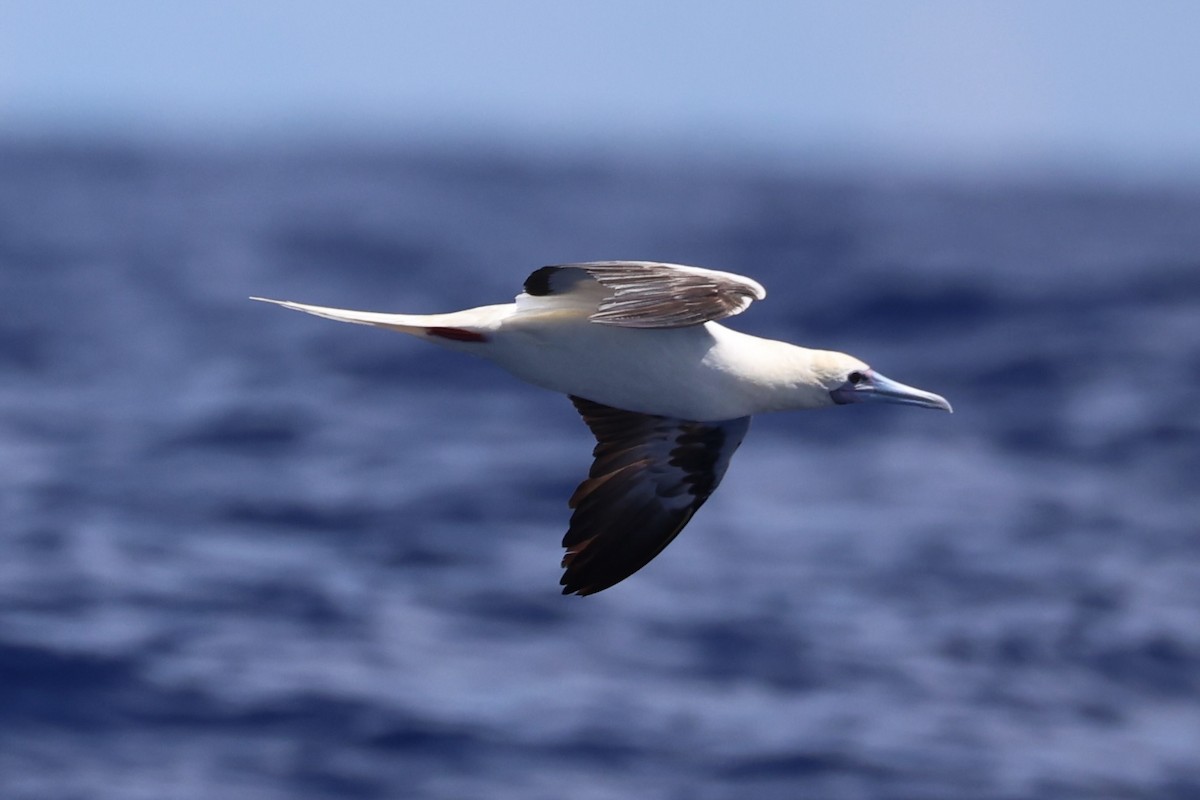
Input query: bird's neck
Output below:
<box><xmin>713</xmin><ymin>328</ymin><xmax>838</xmax><ymax>414</ymax></box>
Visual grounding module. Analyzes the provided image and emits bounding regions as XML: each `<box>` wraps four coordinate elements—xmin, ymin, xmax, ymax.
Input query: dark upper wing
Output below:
<box><xmin>523</xmin><ymin>261</ymin><xmax>766</xmax><ymax>329</ymax></box>
<box><xmin>560</xmin><ymin>396</ymin><xmax>751</xmax><ymax>595</ymax></box>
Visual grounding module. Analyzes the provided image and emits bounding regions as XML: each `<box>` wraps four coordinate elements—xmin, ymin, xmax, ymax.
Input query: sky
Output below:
<box><xmin>2</xmin><ymin>1</ymin><xmax>1199</xmax><ymax>174</ymax></box>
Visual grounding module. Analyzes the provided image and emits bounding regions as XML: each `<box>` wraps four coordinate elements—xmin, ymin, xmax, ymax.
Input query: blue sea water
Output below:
<box><xmin>1</xmin><ymin>140</ymin><xmax>1198</xmax><ymax>799</ymax></box>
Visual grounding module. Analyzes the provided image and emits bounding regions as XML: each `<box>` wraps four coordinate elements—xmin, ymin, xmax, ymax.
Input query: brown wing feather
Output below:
<box><xmin>524</xmin><ymin>261</ymin><xmax>766</xmax><ymax>329</ymax></box>
<box><xmin>561</xmin><ymin>396</ymin><xmax>751</xmax><ymax>595</ymax></box>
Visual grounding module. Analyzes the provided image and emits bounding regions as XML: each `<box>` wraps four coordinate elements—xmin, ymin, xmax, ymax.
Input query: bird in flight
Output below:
<box><xmin>254</xmin><ymin>261</ymin><xmax>951</xmax><ymax>595</ymax></box>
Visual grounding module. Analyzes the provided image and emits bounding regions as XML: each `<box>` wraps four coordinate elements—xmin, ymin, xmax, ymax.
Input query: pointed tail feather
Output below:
<box><xmin>250</xmin><ymin>297</ymin><xmax>432</xmax><ymax>334</ymax></box>
<box><xmin>250</xmin><ymin>297</ymin><xmax>505</xmax><ymax>346</ymax></box>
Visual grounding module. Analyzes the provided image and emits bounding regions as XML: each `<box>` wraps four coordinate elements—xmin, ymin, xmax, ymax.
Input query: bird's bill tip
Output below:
<box><xmin>832</xmin><ymin>370</ymin><xmax>953</xmax><ymax>413</ymax></box>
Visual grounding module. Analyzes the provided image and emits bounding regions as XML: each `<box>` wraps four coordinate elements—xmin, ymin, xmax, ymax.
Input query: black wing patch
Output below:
<box><xmin>560</xmin><ymin>396</ymin><xmax>751</xmax><ymax>595</ymax></box>
<box><xmin>524</xmin><ymin>261</ymin><xmax>766</xmax><ymax>329</ymax></box>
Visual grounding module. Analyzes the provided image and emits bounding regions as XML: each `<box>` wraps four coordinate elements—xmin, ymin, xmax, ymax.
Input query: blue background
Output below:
<box><xmin>2</xmin><ymin>3</ymin><xmax>1198</xmax><ymax>798</ymax></box>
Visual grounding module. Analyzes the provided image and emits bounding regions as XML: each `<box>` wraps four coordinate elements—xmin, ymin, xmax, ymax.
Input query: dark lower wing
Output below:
<box><xmin>560</xmin><ymin>396</ymin><xmax>751</xmax><ymax>595</ymax></box>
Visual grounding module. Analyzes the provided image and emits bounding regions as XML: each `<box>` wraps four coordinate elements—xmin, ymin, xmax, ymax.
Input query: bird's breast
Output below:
<box><xmin>484</xmin><ymin>319</ymin><xmax>790</xmax><ymax>420</ymax></box>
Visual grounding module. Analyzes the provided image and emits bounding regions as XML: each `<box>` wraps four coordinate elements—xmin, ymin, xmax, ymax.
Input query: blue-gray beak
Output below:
<box><xmin>831</xmin><ymin>370</ymin><xmax>953</xmax><ymax>413</ymax></box>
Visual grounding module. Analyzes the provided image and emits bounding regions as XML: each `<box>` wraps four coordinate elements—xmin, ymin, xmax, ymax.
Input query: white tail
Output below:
<box><xmin>250</xmin><ymin>297</ymin><xmax>509</xmax><ymax>346</ymax></box>
<box><xmin>250</xmin><ymin>297</ymin><xmax>434</xmax><ymax>334</ymax></box>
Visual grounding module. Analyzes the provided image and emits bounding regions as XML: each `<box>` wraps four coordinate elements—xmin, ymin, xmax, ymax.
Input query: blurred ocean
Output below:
<box><xmin>1</xmin><ymin>140</ymin><xmax>1198</xmax><ymax>800</ymax></box>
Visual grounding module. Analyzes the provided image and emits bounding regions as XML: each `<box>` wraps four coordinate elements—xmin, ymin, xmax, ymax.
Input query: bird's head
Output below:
<box><xmin>811</xmin><ymin>351</ymin><xmax>953</xmax><ymax>413</ymax></box>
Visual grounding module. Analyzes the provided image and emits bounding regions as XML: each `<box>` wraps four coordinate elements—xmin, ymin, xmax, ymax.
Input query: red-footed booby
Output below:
<box><xmin>253</xmin><ymin>261</ymin><xmax>951</xmax><ymax>595</ymax></box>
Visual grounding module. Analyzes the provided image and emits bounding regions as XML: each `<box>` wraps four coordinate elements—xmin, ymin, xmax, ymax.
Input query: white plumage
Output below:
<box><xmin>254</xmin><ymin>261</ymin><xmax>951</xmax><ymax>595</ymax></box>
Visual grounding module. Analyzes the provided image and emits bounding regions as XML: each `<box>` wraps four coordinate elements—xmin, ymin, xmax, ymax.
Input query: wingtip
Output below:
<box><xmin>560</xmin><ymin>580</ymin><xmax>597</xmax><ymax>597</ymax></box>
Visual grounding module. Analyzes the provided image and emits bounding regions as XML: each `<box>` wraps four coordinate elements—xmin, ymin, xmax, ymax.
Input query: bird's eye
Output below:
<box><xmin>848</xmin><ymin>371</ymin><xmax>866</xmax><ymax>385</ymax></box>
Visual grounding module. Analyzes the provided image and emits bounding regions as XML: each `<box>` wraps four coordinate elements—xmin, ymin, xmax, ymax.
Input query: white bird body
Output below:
<box><xmin>254</xmin><ymin>261</ymin><xmax>951</xmax><ymax>595</ymax></box>
<box><xmin>261</xmin><ymin>299</ymin><xmax>846</xmax><ymax>421</ymax></box>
